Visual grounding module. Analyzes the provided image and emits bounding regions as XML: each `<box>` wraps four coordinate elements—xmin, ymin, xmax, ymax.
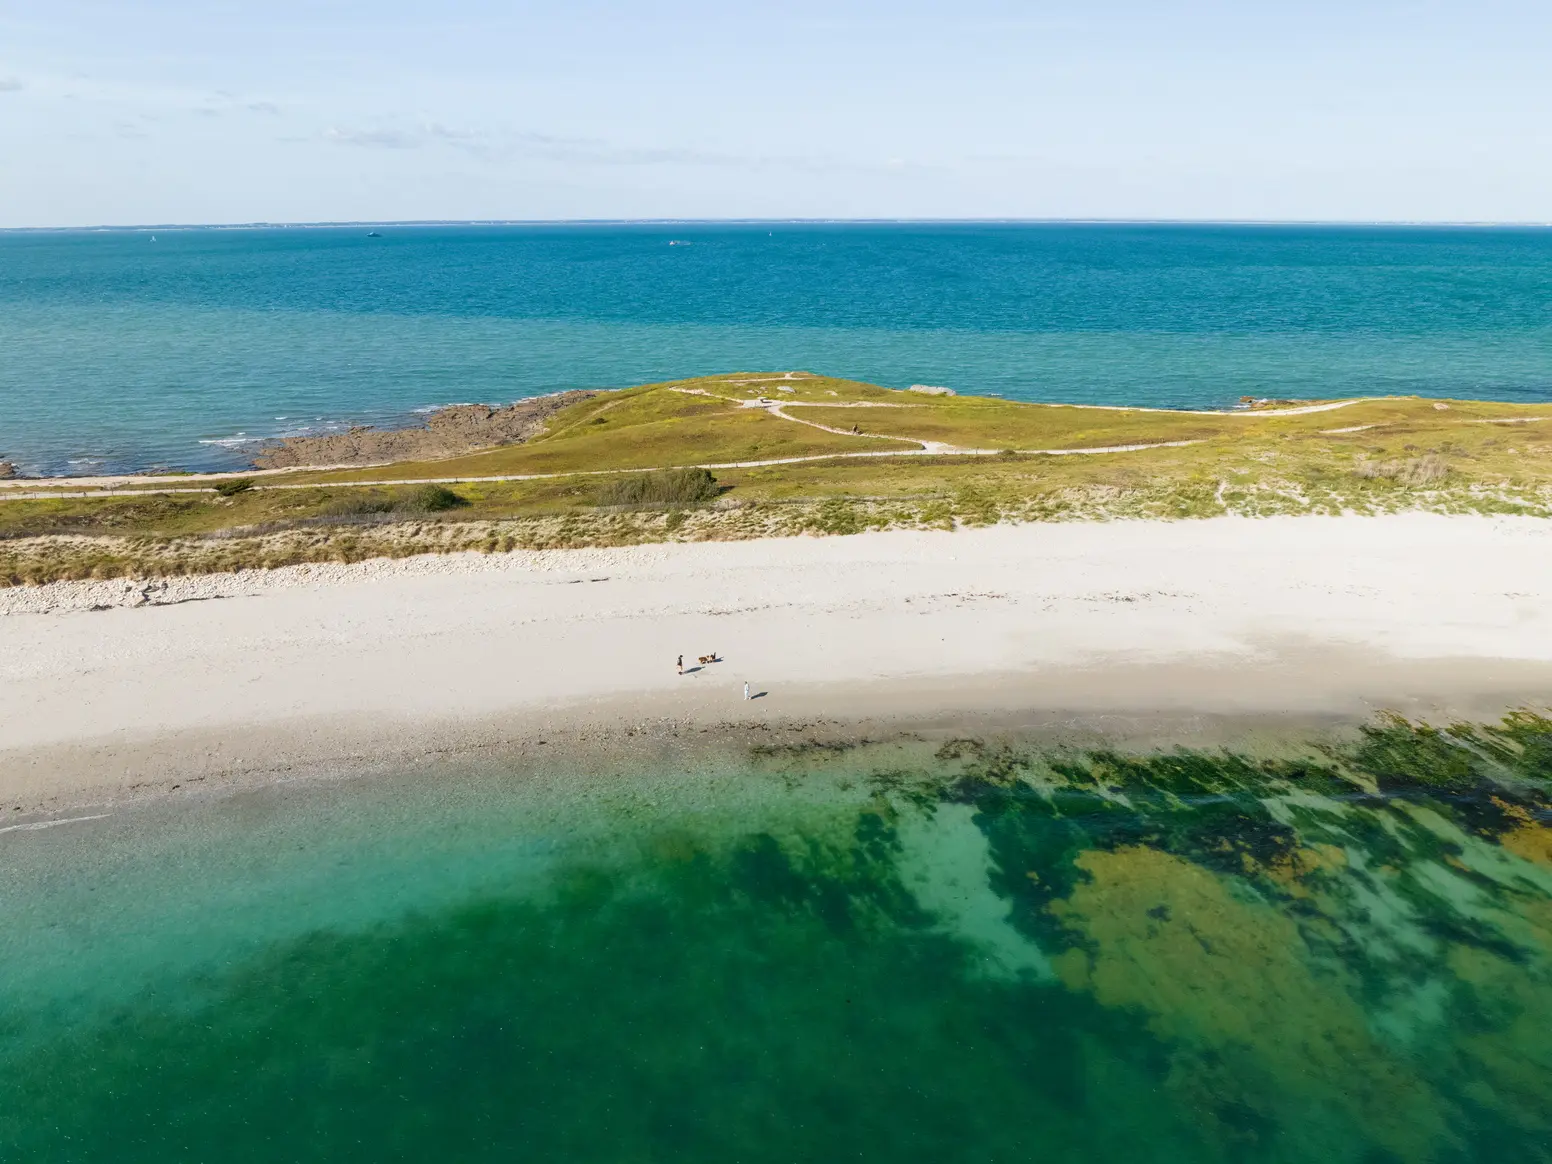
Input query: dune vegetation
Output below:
<box><xmin>4</xmin><ymin>371</ymin><xmax>1552</xmax><ymax>584</ymax></box>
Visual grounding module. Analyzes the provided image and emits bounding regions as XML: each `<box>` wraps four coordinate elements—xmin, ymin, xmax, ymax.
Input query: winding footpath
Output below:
<box><xmin>0</xmin><ymin>391</ymin><xmax>1396</xmax><ymax>502</ymax></box>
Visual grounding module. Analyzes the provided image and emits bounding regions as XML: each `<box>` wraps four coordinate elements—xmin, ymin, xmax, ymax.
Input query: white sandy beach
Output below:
<box><xmin>4</xmin><ymin>513</ymin><xmax>1552</xmax><ymax>808</ymax></box>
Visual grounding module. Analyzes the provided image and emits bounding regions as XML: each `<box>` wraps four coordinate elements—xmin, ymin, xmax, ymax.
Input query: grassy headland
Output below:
<box><xmin>4</xmin><ymin>371</ymin><xmax>1552</xmax><ymax>585</ymax></box>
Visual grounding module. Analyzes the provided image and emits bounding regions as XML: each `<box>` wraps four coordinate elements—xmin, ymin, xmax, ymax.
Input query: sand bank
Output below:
<box><xmin>4</xmin><ymin>514</ymin><xmax>1552</xmax><ymax>810</ymax></box>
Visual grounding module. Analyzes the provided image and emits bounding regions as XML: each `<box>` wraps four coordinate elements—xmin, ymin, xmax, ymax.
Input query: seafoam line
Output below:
<box><xmin>0</xmin><ymin>813</ymin><xmax>113</xmax><ymax>836</ymax></box>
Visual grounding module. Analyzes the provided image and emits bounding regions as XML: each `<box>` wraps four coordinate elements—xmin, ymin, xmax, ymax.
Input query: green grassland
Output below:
<box><xmin>4</xmin><ymin>371</ymin><xmax>1552</xmax><ymax>585</ymax></box>
<box><xmin>303</xmin><ymin>384</ymin><xmax>912</xmax><ymax>483</ymax></box>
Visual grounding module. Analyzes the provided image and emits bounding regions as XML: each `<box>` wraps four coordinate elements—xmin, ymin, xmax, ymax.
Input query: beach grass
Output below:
<box><xmin>4</xmin><ymin>372</ymin><xmax>1552</xmax><ymax>584</ymax></box>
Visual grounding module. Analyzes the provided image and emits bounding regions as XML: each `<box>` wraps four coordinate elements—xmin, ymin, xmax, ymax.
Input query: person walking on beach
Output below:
<box><xmin>743</xmin><ymin>681</ymin><xmax>750</xmax><ymax>700</ymax></box>
<box><xmin>677</xmin><ymin>654</ymin><xmax>683</xmax><ymax>676</ymax></box>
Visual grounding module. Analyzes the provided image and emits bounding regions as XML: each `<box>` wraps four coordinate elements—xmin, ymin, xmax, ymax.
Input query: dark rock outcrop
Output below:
<box><xmin>253</xmin><ymin>390</ymin><xmax>598</xmax><ymax>469</ymax></box>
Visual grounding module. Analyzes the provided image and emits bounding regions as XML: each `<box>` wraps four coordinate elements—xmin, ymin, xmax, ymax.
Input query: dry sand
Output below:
<box><xmin>4</xmin><ymin>513</ymin><xmax>1552</xmax><ymax>810</ymax></box>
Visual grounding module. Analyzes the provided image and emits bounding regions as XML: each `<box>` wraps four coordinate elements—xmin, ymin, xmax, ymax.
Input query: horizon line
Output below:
<box><xmin>4</xmin><ymin>216</ymin><xmax>1552</xmax><ymax>233</ymax></box>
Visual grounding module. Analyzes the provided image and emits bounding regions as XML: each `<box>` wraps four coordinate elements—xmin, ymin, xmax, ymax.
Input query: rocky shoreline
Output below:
<box><xmin>251</xmin><ymin>390</ymin><xmax>597</xmax><ymax>469</ymax></box>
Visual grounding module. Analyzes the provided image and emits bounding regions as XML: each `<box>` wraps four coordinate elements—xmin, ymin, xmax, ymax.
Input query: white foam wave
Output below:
<box><xmin>197</xmin><ymin>433</ymin><xmax>262</xmax><ymax>447</ymax></box>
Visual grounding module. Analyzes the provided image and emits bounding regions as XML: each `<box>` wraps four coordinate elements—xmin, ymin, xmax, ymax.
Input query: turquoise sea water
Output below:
<box><xmin>3</xmin><ymin>717</ymin><xmax>1551</xmax><ymax>1162</ymax></box>
<box><xmin>2</xmin><ymin>223</ymin><xmax>1551</xmax><ymax>475</ymax></box>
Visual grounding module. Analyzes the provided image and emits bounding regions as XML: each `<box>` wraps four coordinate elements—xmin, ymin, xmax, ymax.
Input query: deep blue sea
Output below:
<box><xmin>2</xmin><ymin>222</ymin><xmax>1550</xmax><ymax>476</ymax></box>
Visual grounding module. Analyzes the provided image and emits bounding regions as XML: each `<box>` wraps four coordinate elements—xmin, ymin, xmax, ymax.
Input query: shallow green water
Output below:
<box><xmin>2</xmin><ymin>717</ymin><xmax>1550</xmax><ymax>1162</ymax></box>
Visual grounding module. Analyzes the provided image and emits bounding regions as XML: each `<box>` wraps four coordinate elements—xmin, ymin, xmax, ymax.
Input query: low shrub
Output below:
<box><xmin>319</xmin><ymin>493</ymin><xmax>397</xmax><ymax>519</ymax></box>
<box><xmin>214</xmin><ymin>478</ymin><xmax>254</xmax><ymax>497</ymax></box>
<box><xmin>398</xmin><ymin>484</ymin><xmax>470</xmax><ymax>514</ymax></box>
<box><xmin>316</xmin><ymin>485</ymin><xmax>469</xmax><ymax>521</ymax></box>
<box><xmin>597</xmin><ymin>468</ymin><xmax>720</xmax><ymax>509</ymax></box>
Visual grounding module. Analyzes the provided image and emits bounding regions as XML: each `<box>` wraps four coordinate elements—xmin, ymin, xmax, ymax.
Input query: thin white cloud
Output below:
<box><xmin>0</xmin><ymin>78</ymin><xmax>23</xmax><ymax>93</ymax></box>
<box><xmin>317</xmin><ymin>120</ymin><xmax>913</xmax><ymax>175</ymax></box>
<box><xmin>512</xmin><ymin>133</ymin><xmax>744</xmax><ymax>168</ymax></box>
<box><xmin>326</xmin><ymin>126</ymin><xmax>423</xmax><ymax>149</ymax></box>
<box><xmin>325</xmin><ymin>121</ymin><xmax>486</xmax><ymax>150</ymax></box>
<box><xmin>508</xmin><ymin>133</ymin><xmax>933</xmax><ymax>176</ymax></box>
<box><xmin>426</xmin><ymin>122</ymin><xmax>478</xmax><ymax>142</ymax></box>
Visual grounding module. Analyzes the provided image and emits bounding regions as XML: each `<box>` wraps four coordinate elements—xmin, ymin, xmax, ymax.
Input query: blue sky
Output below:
<box><xmin>1</xmin><ymin>0</ymin><xmax>1548</xmax><ymax>226</ymax></box>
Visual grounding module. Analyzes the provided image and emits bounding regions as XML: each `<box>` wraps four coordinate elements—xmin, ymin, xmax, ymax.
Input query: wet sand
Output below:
<box><xmin>4</xmin><ymin>514</ymin><xmax>1551</xmax><ymax>811</ymax></box>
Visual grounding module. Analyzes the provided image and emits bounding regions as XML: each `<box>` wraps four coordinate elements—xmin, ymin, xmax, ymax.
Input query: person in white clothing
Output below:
<box><xmin>743</xmin><ymin>682</ymin><xmax>750</xmax><ymax>700</ymax></box>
